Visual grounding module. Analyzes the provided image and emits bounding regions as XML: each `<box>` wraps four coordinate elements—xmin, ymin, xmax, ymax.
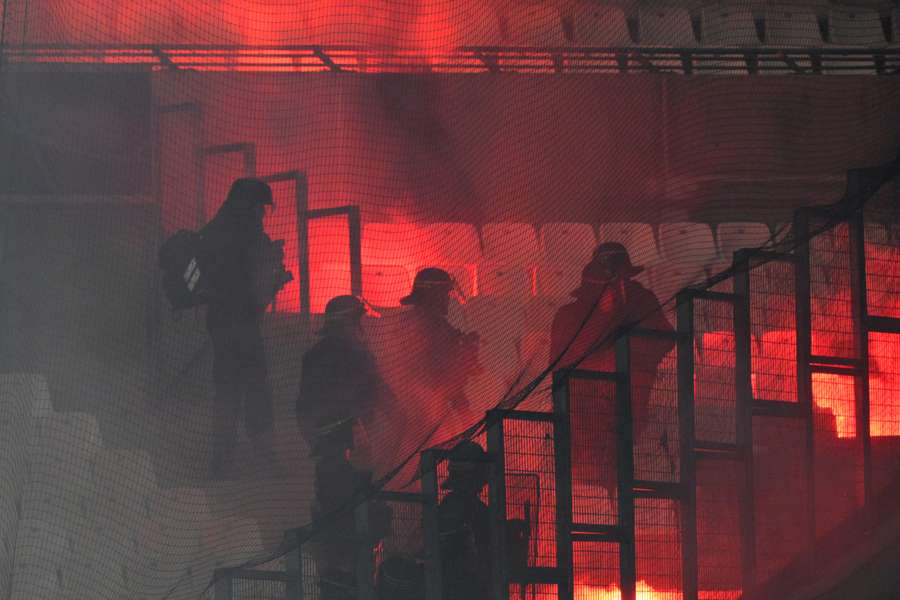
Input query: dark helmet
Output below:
<box><xmin>325</xmin><ymin>295</ymin><xmax>366</xmax><ymax>320</ymax></box>
<box><xmin>318</xmin><ymin>296</ymin><xmax>381</xmax><ymax>335</ymax></box>
<box><xmin>226</xmin><ymin>177</ymin><xmax>274</xmax><ymax>207</ymax></box>
<box><xmin>591</xmin><ymin>242</ymin><xmax>644</xmax><ymax>277</ymax></box>
<box><xmin>376</xmin><ymin>554</ymin><xmax>425</xmax><ymax>600</ymax></box>
<box><xmin>442</xmin><ymin>440</ymin><xmax>489</xmax><ymax>491</ymax></box>
<box><xmin>399</xmin><ymin>267</ymin><xmax>456</xmax><ymax>306</ymax></box>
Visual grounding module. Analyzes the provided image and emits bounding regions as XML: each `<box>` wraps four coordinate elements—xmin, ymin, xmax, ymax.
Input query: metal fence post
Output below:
<box><xmin>615</xmin><ymin>335</ymin><xmax>637</xmax><ymax>600</ymax></box>
<box><xmin>551</xmin><ymin>374</ymin><xmax>574</xmax><ymax>600</ymax></box>
<box><xmin>354</xmin><ymin>500</ymin><xmax>376</xmax><ymax>600</ymax></box>
<box><xmin>420</xmin><ymin>450</ymin><xmax>444</xmax><ymax>600</ymax></box>
<box><xmin>850</xmin><ymin>212</ymin><xmax>873</xmax><ymax>505</ymax></box>
<box><xmin>284</xmin><ymin>528</ymin><xmax>304</xmax><ymax>600</ymax></box>
<box><xmin>486</xmin><ymin>411</ymin><xmax>508</xmax><ymax>600</ymax></box>
<box><xmin>676</xmin><ymin>292</ymin><xmax>698</xmax><ymax>600</ymax></box>
<box><xmin>732</xmin><ymin>250</ymin><xmax>757</xmax><ymax>592</ymax></box>
<box><xmin>793</xmin><ymin>209</ymin><xmax>817</xmax><ymax>573</ymax></box>
<box><xmin>213</xmin><ymin>568</ymin><xmax>233</xmax><ymax>600</ymax></box>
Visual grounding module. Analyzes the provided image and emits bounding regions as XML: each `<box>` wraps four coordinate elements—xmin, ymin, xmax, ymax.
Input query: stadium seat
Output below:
<box><xmin>362</xmin><ymin>264</ymin><xmax>412</xmax><ymax>308</ymax></box>
<box><xmin>422</xmin><ymin>223</ymin><xmax>482</xmax><ymax>297</ymax></box>
<box><xmin>536</xmin><ymin>263</ymin><xmax>581</xmax><ymax>301</ymax></box>
<box><xmin>464</xmin><ymin>297</ymin><xmax>525</xmax><ymax>384</ymax></box>
<box><xmin>823</xmin><ymin>6</ymin><xmax>885</xmax><ymax>74</ymax></box>
<box><xmin>481</xmin><ymin>222</ymin><xmax>540</xmax><ymax>265</ymax></box>
<box><xmin>717</xmin><ymin>222</ymin><xmax>772</xmax><ymax>260</ymax></box>
<box><xmin>701</xmin><ymin>5</ymin><xmax>760</xmax><ymax>46</ymax></box>
<box><xmin>501</xmin><ymin>4</ymin><xmax>567</xmax><ymax>46</ymax></box>
<box><xmin>638</xmin><ymin>6</ymin><xmax>697</xmax><ymax>46</ymax></box>
<box><xmin>12</xmin><ymin>412</ymin><xmax>103</xmax><ymax>600</ymax></box>
<box><xmin>764</xmin><ymin>5</ymin><xmax>822</xmax><ymax>46</ymax></box>
<box><xmin>829</xmin><ymin>6</ymin><xmax>886</xmax><ymax>46</ymax></box>
<box><xmin>479</xmin><ymin>263</ymin><xmax>534</xmax><ymax>299</ymax></box>
<box><xmin>423</xmin><ymin>222</ymin><xmax>482</xmax><ymax>265</ymax></box>
<box><xmin>540</xmin><ymin>222</ymin><xmax>596</xmax><ymax>265</ymax></box>
<box><xmin>450</xmin><ymin>2</ymin><xmax>503</xmax><ymax>47</ymax></box>
<box><xmin>0</xmin><ymin>375</ymin><xmax>51</xmax><ymax>600</ymax></box>
<box><xmin>893</xmin><ymin>8</ymin><xmax>900</xmax><ymax>47</ymax></box>
<box><xmin>658</xmin><ymin>222</ymin><xmax>718</xmax><ymax>272</ymax></box>
<box><xmin>759</xmin><ymin>5</ymin><xmax>824</xmax><ymax>73</ymax></box>
<box><xmin>75</xmin><ymin>449</ymin><xmax>160</xmax><ymax>597</ymax></box>
<box><xmin>362</xmin><ymin>223</ymin><xmax>422</xmax><ymax>266</ymax></box>
<box><xmin>597</xmin><ymin>222</ymin><xmax>660</xmax><ymax>267</ymax></box>
<box><xmin>569</xmin><ymin>4</ymin><xmax>632</xmax><ymax>46</ymax></box>
<box><xmin>132</xmin><ymin>488</ymin><xmax>210</xmax><ymax>598</ymax></box>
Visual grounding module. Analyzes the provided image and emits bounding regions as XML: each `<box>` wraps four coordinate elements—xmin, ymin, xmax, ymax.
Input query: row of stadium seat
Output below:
<box><xmin>308</xmin><ymin>221</ymin><xmax>897</xmax><ymax>310</ymax></box>
<box><xmin>86</xmin><ymin>2</ymin><xmax>900</xmax><ymax>48</ymax></box>
<box><xmin>308</xmin><ymin>221</ymin><xmax>776</xmax><ymax>310</ymax></box>
<box><xmin>0</xmin><ymin>375</ymin><xmax>266</xmax><ymax>600</ymax></box>
<box><xmin>463</xmin><ymin>4</ymin><xmax>899</xmax><ymax>48</ymax></box>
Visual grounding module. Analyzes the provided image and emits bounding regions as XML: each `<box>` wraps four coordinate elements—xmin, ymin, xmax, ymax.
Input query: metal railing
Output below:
<box><xmin>3</xmin><ymin>44</ymin><xmax>899</xmax><ymax>74</ymax></box>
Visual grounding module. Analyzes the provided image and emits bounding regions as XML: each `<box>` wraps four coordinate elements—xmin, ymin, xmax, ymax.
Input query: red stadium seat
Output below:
<box><xmin>540</xmin><ymin>222</ymin><xmax>596</xmax><ymax>265</ymax></box>
<box><xmin>362</xmin><ymin>264</ymin><xmax>412</xmax><ymax>308</ymax></box>
<box><xmin>638</xmin><ymin>6</ymin><xmax>696</xmax><ymax>46</ymax></box>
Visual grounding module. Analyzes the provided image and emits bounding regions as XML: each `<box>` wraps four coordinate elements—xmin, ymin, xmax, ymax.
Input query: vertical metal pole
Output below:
<box><xmin>486</xmin><ymin>412</ymin><xmax>508</xmax><ymax>600</ymax></box>
<box><xmin>420</xmin><ymin>450</ymin><xmax>444</xmax><ymax>600</ymax></box>
<box><xmin>850</xmin><ymin>212</ymin><xmax>873</xmax><ymax>505</ymax></box>
<box><xmin>284</xmin><ymin>528</ymin><xmax>305</xmax><ymax>600</ymax></box>
<box><xmin>354</xmin><ymin>500</ymin><xmax>375</xmax><ymax>600</ymax></box>
<box><xmin>214</xmin><ymin>569</ymin><xmax>233</xmax><ymax>600</ymax></box>
<box><xmin>615</xmin><ymin>336</ymin><xmax>637</xmax><ymax>600</ymax></box>
<box><xmin>348</xmin><ymin>206</ymin><xmax>363</xmax><ymax>298</ymax></box>
<box><xmin>295</xmin><ymin>173</ymin><xmax>310</xmax><ymax>319</ymax></box>
<box><xmin>733</xmin><ymin>250</ymin><xmax>757</xmax><ymax>592</ymax></box>
<box><xmin>551</xmin><ymin>374</ymin><xmax>574</xmax><ymax>600</ymax></box>
<box><xmin>676</xmin><ymin>292</ymin><xmax>698</xmax><ymax>600</ymax></box>
<box><xmin>793</xmin><ymin>210</ymin><xmax>817</xmax><ymax>571</ymax></box>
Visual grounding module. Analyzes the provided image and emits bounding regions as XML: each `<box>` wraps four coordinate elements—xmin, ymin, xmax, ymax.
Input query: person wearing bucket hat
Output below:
<box><xmin>297</xmin><ymin>295</ymin><xmax>387</xmax><ymax>598</ymax></box>
<box><xmin>550</xmin><ymin>242</ymin><xmax>673</xmax><ymax>492</ymax></box>
<box><xmin>437</xmin><ymin>440</ymin><xmax>492</xmax><ymax>600</ymax></box>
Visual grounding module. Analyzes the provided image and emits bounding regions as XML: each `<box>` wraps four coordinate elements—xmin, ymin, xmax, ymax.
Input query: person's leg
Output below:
<box><xmin>239</xmin><ymin>320</ymin><xmax>282</xmax><ymax>475</ymax></box>
<box><xmin>210</xmin><ymin>327</ymin><xmax>241</xmax><ymax>479</ymax></box>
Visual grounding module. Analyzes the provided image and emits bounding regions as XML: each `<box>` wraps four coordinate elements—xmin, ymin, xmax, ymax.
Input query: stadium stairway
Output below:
<box><xmin>0</xmin><ymin>374</ymin><xmax>281</xmax><ymax>600</ymax></box>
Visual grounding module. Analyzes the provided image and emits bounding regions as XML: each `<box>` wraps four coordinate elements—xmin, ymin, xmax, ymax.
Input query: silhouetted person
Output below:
<box><xmin>399</xmin><ymin>268</ymin><xmax>480</xmax><ymax>413</ymax></box>
<box><xmin>297</xmin><ymin>295</ymin><xmax>384</xmax><ymax>600</ymax></box>
<box><xmin>550</xmin><ymin>243</ymin><xmax>673</xmax><ymax>491</ymax></box>
<box><xmin>438</xmin><ymin>440</ymin><xmax>491</xmax><ymax>600</ymax></box>
<box><xmin>201</xmin><ymin>178</ymin><xmax>288</xmax><ymax>479</ymax></box>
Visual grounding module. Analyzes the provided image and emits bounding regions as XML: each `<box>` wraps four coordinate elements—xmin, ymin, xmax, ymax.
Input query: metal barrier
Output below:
<box><xmin>4</xmin><ymin>45</ymin><xmax>900</xmax><ymax>75</ymax></box>
<box><xmin>214</xmin><ymin>568</ymin><xmax>290</xmax><ymax>600</ymax></box>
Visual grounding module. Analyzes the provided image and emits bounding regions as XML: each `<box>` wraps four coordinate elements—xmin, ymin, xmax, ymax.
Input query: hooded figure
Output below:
<box><xmin>550</xmin><ymin>243</ymin><xmax>673</xmax><ymax>491</ymax></box>
<box><xmin>201</xmin><ymin>178</ymin><xmax>282</xmax><ymax>479</ymax></box>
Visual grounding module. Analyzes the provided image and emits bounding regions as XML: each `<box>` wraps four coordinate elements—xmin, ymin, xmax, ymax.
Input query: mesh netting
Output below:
<box><xmin>1</xmin><ymin>3</ymin><xmax>900</xmax><ymax>600</ymax></box>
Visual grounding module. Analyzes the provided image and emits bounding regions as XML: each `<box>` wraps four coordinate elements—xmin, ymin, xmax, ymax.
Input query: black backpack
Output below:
<box><xmin>158</xmin><ymin>230</ymin><xmax>208</xmax><ymax>310</ymax></box>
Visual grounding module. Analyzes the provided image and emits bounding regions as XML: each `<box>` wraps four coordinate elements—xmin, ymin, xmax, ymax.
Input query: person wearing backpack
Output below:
<box><xmin>201</xmin><ymin>177</ymin><xmax>287</xmax><ymax>479</ymax></box>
